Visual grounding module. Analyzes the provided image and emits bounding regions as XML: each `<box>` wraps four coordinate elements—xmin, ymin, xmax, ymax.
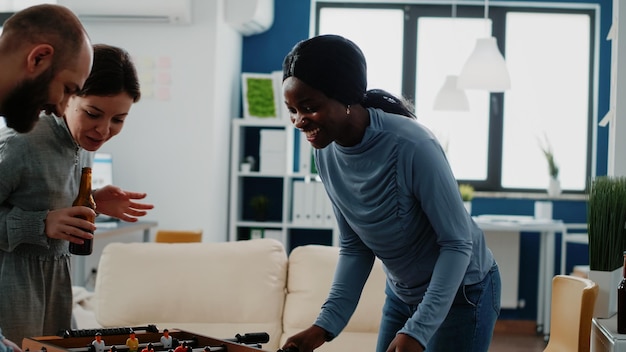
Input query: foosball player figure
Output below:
<box><xmin>109</xmin><ymin>346</ymin><xmax>117</xmax><ymax>352</ymax></box>
<box><xmin>160</xmin><ymin>329</ymin><xmax>173</xmax><ymax>349</ymax></box>
<box><xmin>126</xmin><ymin>331</ymin><xmax>139</xmax><ymax>352</ymax></box>
<box><xmin>92</xmin><ymin>332</ymin><xmax>106</xmax><ymax>352</ymax></box>
<box><xmin>140</xmin><ymin>343</ymin><xmax>154</xmax><ymax>352</ymax></box>
<box><xmin>173</xmin><ymin>342</ymin><xmax>188</xmax><ymax>352</ymax></box>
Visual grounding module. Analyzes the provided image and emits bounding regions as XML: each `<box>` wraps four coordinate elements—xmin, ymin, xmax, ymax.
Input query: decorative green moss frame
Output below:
<box><xmin>242</xmin><ymin>73</ymin><xmax>280</xmax><ymax>120</ymax></box>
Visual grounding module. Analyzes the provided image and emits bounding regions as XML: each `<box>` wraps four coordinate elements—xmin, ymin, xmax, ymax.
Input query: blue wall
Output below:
<box><xmin>241</xmin><ymin>0</ymin><xmax>612</xmax><ymax>321</ymax></box>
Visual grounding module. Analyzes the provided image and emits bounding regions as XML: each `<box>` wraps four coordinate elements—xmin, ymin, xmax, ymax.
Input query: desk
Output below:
<box><xmin>473</xmin><ymin>216</ymin><xmax>567</xmax><ymax>339</ymax></box>
<box><xmin>72</xmin><ymin>220</ymin><xmax>158</xmax><ymax>285</ymax></box>
<box><xmin>592</xmin><ymin>316</ymin><xmax>626</xmax><ymax>351</ymax></box>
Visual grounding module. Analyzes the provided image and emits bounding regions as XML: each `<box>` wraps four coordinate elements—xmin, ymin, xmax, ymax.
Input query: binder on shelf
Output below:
<box><xmin>302</xmin><ymin>180</ymin><xmax>315</xmax><ymax>226</ymax></box>
<box><xmin>323</xmin><ymin>196</ymin><xmax>335</xmax><ymax>227</ymax></box>
<box><xmin>292</xmin><ymin>180</ymin><xmax>306</xmax><ymax>224</ymax></box>
<box><xmin>313</xmin><ymin>181</ymin><xmax>326</xmax><ymax>226</ymax></box>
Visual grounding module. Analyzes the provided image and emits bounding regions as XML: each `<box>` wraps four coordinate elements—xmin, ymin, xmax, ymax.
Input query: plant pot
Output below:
<box><xmin>254</xmin><ymin>211</ymin><xmax>267</xmax><ymax>222</ymax></box>
<box><xmin>534</xmin><ymin>200</ymin><xmax>553</xmax><ymax>219</ymax></box>
<box><xmin>547</xmin><ymin>177</ymin><xmax>561</xmax><ymax>197</ymax></box>
<box><xmin>589</xmin><ymin>267</ymin><xmax>623</xmax><ymax>318</ymax></box>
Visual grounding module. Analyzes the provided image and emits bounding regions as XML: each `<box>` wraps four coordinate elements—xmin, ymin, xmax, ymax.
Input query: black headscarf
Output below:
<box><xmin>282</xmin><ymin>34</ymin><xmax>367</xmax><ymax>106</ymax></box>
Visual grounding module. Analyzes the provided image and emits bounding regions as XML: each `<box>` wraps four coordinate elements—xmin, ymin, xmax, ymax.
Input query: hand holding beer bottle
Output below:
<box><xmin>69</xmin><ymin>167</ymin><xmax>96</xmax><ymax>255</ymax></box>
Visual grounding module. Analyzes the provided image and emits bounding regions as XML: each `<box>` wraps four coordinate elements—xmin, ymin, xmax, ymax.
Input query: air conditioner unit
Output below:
<box><xmin>58</xmin><ymin>0</ymin><xmax>192</xmax><ymax>24</ymax></box>
<box><xmin>225</xmin><ymin>0</ymin><xmax>273</xmax><ymax>36</ymax></box>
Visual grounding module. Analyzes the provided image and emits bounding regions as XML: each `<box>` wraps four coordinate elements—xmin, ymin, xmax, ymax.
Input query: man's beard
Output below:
<box><xmin>0</xmin><ymin>68</ymin><xmax>56</xmax><ymax>133</ymax></box>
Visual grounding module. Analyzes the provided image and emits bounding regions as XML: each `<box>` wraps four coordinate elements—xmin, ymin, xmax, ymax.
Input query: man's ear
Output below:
<box><xmin>26</xmin><ymin>44</ymin><xmax>54</xmax><ymax>74</ymax></box>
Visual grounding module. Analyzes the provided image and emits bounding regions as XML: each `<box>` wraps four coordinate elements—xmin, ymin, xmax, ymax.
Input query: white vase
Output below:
<box><xmin>547</xmin><ymin>177</ymin><xmax>561</xmax><ymax>197</ymax></box>
<box><xmin>588</xmin><ymin>267</ymin><xmax>623</xmax><ymax>318</ymax></box>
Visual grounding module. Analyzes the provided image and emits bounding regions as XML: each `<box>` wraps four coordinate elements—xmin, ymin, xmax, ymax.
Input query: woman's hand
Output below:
<box><xmin>386</xmin><ymin>333</ymin><xmax>424</xmax><ymax>352</ymax></box>
<box><xmin>281</xmin><ymin>325</ymin><xmax>327</xmax><ymax>352</ymax></box>
<box><xmin>93</xmin><ymin>185</ymin><xmax>154</xmax><ymax>222</ymax></box>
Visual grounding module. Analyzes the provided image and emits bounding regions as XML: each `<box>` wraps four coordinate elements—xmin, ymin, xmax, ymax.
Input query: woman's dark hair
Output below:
<box><xmin>77</xmin><ymin>44</ymin><xmax>141</xmax><ymax>102</ymax></box>
<box><xmin>363</xmin><ymin>89</ymin><xmax>416</xmax><ymax>119</ymax></box>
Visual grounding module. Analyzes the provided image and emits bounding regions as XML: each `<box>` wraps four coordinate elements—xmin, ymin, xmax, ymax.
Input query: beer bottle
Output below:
<box><xmin>69</xmin><ymin>167</ymin><xmax>96</xmax><ymax>255</ymax></box>
<box><xmin>618</xmin><ymin>251</ymin><xmax>626</xmax><ymax>333</ymax></box>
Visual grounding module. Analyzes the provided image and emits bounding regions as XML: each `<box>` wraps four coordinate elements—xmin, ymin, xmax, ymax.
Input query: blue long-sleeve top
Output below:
<box><xmin>313</xmin><ymin>108</ymin><xmax>495</xmax><ymax>346</ymax></box>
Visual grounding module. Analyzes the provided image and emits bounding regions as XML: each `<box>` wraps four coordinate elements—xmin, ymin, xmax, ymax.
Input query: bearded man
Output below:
<box><xmin>0</xmin><ymin>4</ymin><xmax>93</xmax><ymax>133</ymax></box>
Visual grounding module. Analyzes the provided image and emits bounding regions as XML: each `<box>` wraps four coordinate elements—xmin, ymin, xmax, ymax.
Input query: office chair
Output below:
<box><xmin>544</xmin><ymin>275</ymin><xmax>599</xmax><ymax>352</ymax></box>
<box><xmin>154</xmin><ymin>229</ymin><xmax>203</xmax><ymax>243</ymax></box>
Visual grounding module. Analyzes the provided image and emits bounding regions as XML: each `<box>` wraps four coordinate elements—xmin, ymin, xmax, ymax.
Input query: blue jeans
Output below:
<box><xmin>376</xmin><ymin>263</ymin><xmax>501</xmax><ymax>352</ymax></box>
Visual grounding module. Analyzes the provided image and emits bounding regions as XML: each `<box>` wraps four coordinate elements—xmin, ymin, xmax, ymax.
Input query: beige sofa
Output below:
<box><xmin>81</xmin><ymin>238</ymin><xmax>386</xmax><ymax>352</ymax></box>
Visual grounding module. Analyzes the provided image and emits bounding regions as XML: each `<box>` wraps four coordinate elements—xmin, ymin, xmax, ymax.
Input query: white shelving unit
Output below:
<box><xmin>228</xmin><ymin>118</ymin><xmax>338</xmax><ymax>251</ymax></box>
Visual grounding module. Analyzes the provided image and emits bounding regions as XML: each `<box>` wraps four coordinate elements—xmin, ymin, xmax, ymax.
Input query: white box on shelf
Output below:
<box><xmin>250</xmin><ymin>228</ymin><xmax>264</xmax><ymax>239</ymax></box>
<box><xmin>260</xmin><ymin>151</ymin><xmax>286</xmax><ymax>173</ymax></box>
<box><xmin>263</xmin><ymin>229</ymin><xmax>284</xmax><ymax>243</ymax></box>
<box><xmin>260</xmin><ymin>129</ymin><xmax>286</xmax><ymax>152</ymax></box>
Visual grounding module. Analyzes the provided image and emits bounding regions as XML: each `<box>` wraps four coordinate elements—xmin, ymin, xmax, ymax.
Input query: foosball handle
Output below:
<box><xmin>228</xmin><ymin>332</ymin><xmax>270</xmax><ymax>345</ymax></box>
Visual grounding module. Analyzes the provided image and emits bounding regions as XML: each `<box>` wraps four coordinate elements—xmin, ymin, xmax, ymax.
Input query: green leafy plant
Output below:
<box><xmin>459</xmin><ymin>184</ymin><xmax>475</xmax><ymax>202</ymax></box>
<box><xmin>249</xmin><ymin>194</ymin><xmax>270</xmax><ymax>221</ymax></box>
<box><xmin>588</xmin><ymin>176</ymin><xmax>626</xmax><ymax>271</ymax></box>
<box><xmin>538</xmin><ymin>134</ymin><xmax>559</xmax><ymax>179</ymax></box>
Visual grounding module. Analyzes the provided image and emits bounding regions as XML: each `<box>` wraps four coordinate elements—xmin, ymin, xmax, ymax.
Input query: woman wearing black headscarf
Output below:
<box><xmin>280</xmin><ymin>34</ymin><xmax>501</xmax><ymax>352</ymax></box>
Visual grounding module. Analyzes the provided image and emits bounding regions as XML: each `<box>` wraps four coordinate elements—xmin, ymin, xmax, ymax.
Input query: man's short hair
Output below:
<box><xmin>0</xmin><ymin>4</ymin><xmax>89</xmax><ymax>70</ymax></box>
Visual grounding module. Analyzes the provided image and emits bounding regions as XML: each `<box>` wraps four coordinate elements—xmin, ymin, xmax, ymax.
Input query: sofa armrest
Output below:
<box><xmin>282</xmin><ymin>245</ymin><xmax>386</xmax><ymax>352</ymax></box>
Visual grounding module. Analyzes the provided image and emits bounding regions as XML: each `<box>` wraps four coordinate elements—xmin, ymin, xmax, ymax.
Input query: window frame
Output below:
<box><xmin>313</xmin><ymin>1</ymin><xmax>598</xmax><ymax>195</ymax></box>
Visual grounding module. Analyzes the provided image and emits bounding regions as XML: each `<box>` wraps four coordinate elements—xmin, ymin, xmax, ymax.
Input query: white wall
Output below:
<box><xmin>79</xmin><ymin>0</ymin><xmax>242</xmax><ymax>242</ymax></box>
<box><xmin>609</xmin><ymin>0</ymin><xmax>626</xmax><ymax>177</ymax></box>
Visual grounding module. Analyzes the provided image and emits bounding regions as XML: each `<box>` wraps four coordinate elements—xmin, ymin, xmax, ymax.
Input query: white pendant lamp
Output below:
<box><xmin>457</xmin><ymin>37</ymin><xmax>511</xmax><ymax>92</ymax></box>
<box><xmin>457</xmin><ymin>0</ymin><xmax>511</xmax><ymax>92</ymax></box>
<box><xmin>434</xmin><ymin>75</ymin><xmax>469</xmax><ymax>111</ymax></box>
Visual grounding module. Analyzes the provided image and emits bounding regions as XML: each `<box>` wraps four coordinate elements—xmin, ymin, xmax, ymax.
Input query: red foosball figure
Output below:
<box><xmin>140</xmin><ymin>343</ymin><xmax>154</xmax><ymax>352</ymax></box>
<box><xmin>173</xmin><ymin>342</ymin><xmax>188</xmax><ymax>352</ymax></box>
<box><xmin>126</xmin><ymin>331</ymin><xmax>139</xmax><ymax>352</ymax></box>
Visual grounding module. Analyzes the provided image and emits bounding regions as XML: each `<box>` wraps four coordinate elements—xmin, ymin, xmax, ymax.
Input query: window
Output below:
<box><xmin>314</xmin><ymin>2</ymin><xmax>596</xmax><ymax>193</ymax></box>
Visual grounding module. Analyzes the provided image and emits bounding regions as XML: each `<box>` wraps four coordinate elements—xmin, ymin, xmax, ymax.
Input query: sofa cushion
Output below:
<box><xmin>94</xmin><ymin>238</ymin><xmax>287</xmax><ymax>350</ymax></box>
<box><xmin>282</xmin><ymin>245</ymin><xmax>386</xmax><ymax>352</ymax></box>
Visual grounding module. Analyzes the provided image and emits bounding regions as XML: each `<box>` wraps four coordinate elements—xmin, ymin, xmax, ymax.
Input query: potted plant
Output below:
<box><xmin>538</xmin><ymin>134</ymin><xmax>561</xmax><ymax>197</ymax></box>
<box><xmin>249</xmin><ymin>194</ymin><xmax>270</xmax><ymax>221</ymax></box>
<box><xmin>459</xmin><ymin>183</ymin><xmax>474</xmax><ymax>214</ymax></box>
<box><xmin>587</xmin><ymin>176</ymin><xmax>626</xmax><ymax>317</ymax></box>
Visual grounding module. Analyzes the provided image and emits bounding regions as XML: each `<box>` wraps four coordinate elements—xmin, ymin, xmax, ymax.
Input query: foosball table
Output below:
<box><xmin>22</xmin><ymin>326</ymin><xmax>296</xmax><ymax>352</ymax></box>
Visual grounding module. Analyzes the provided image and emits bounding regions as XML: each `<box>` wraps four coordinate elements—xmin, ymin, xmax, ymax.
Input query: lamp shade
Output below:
<box><xmin>457</xmin><ymin>37</ymin><xmax>511</xmax><ymax>92</ymax></box>
<box><xmin>433</xmin><ymin>75</ymin><xmax>469</xmax><ymax>111</ymax></box>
